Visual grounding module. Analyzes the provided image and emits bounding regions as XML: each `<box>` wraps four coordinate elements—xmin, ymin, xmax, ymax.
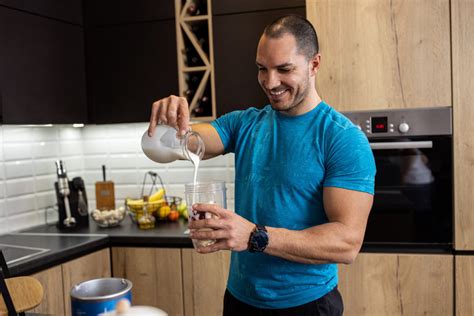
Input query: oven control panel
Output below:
<box><xmin>342</xmin><ymin>107</ymin><xmax>452</xmax><ymax>138</ymax></box>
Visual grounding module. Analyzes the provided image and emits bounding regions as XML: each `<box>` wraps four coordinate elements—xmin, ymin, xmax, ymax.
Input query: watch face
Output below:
<box><xmin>252</xmin><ymin>230</ymin><xmax>268</xmax><ymax>252</ymax></box>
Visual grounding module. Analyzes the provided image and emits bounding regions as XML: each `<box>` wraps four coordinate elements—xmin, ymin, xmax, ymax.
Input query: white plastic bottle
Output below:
<box><xmin>141</xmin><ymin>125</ymin><xmax>205</xmax><ymax>163</ymax></box>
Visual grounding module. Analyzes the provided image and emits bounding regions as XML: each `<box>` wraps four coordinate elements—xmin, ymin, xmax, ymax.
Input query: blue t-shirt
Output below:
<box><xmin>210</xmin><ymin>101</ymin><xmax>376</xmax><ymax>309</ymax></box>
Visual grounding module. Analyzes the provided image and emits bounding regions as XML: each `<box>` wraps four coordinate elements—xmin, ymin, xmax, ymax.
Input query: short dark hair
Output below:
<box><xmin>263</xmin><ymin>15</ymin><xmax>319</xmax><ymax>60</ymax></box>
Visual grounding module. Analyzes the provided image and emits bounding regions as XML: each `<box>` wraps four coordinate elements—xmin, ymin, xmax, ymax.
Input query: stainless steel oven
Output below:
<box><xmin>343</xmin><ymin>107</ymin><xmax>452</xmax><ymax>251</ymax></box>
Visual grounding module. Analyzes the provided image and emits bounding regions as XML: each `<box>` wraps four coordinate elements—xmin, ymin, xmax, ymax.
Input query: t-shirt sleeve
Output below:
<box><xmin>210</xmin><ymin>110</ymin><xmax>244</xmax><ymax>153</ymax></box>
<box><xmin>323</xmin><ymin>127</ymin><xmax>376</xmax><ymax>194</ymax></box>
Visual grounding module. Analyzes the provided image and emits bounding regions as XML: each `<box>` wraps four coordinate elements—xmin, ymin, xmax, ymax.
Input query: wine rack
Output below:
<box><xmin>175</xmin><ymin>0</ymin><xmax>216</xmax><ymax>120</ymax></box>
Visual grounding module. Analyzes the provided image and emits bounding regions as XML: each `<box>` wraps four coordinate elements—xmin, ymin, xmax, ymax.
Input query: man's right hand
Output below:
<box><xmin>148</xmin><ymin>95</ymin><xmax>190</xmax><ymax>137</ymax></box>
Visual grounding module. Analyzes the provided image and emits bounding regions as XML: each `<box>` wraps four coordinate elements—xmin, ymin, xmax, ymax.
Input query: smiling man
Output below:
<box><xmin>148</xmin><ymin>15</ymin><xmax>376</xmax><ymax>316</ymax></box>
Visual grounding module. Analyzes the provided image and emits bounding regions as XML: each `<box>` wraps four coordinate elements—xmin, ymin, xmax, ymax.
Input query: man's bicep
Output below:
<box><xmin>323</xmin><ymin>187</ymin><xmax>373</xmax><ymax>234</ymax></box>
<box><xmin>191</xmin><ymin>123</ymin><xmax>225</xmax><ymax>159</ymax></box>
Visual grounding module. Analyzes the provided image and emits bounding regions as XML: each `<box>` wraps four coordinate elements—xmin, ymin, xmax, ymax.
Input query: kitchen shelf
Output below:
<box><xmin>175</xmin><ymin>0</ymin><xmax>216</xmax><ymax>121</ymax></box>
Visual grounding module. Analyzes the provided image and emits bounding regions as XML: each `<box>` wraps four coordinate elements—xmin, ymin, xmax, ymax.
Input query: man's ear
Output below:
<box><xmin>310</xmin><ymin>53</ymin><xmax>322</xmax><ymax>75</ymax></box>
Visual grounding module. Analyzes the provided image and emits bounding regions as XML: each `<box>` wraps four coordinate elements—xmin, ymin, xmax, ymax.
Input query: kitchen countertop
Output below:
<box><xmin>1</xmin><ymin>217</ymin><xmax>192</xmax><ymax>276</ymax></box>
<box><xmin>1</xmin><ymin>216</ymin><xmax>453</xmax><ymax>276</ymax></box>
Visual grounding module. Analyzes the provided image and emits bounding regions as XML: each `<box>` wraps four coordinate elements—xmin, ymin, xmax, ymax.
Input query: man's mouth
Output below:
<box><xmin>268</xmin><ymin>89</ymin><xmax>289</xmax><ymax>100</ymax></box>
<box><xmin>270</xmin><ymin>89</ymin><xmax>286</xmax><ymax>96</ymax></box>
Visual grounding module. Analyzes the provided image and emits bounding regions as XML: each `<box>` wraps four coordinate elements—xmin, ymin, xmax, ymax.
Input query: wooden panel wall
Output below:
<box><xmin>452</xmin><ymin>0</ymin><xmax>474</xmax><ymax>250</ymax></box>
<box><xmin>306</xmin><ymin>0</ymin><xmax>451</xmax><ymax>111</ymax></box>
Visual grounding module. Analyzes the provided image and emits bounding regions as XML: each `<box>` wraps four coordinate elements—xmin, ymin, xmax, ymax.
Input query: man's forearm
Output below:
<box><xmin>264</xmin><ymin>222</ymin><xmax>363</xmax><ymax>265</ymax></box>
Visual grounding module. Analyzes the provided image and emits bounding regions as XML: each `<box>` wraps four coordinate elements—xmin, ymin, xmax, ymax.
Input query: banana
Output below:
<box><xmin>149</xmin><ymin>188</ymin><xmax>165</xmax><ymax>202</ymax></box>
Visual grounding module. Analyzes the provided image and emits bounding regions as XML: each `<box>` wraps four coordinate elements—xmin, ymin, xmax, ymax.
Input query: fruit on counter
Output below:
<box><xmin>177</xmin><ymin>201</ymin><xmax>187</xmax><ymax>212</ymax></box>
<box><xmin>92</xmin><ymin>206</ymin><xmax>126</xmax><ymax>227</ymax></box>
<box><xmin>158</xmin><ymin>205</ymin><xmax>171</xmax><ymax>219</ymax></box>
<box><xmin>168</xmin><ymin>210</ymin><xmax>179</xmax><ymax>222</ymax></box>
<box><xmin>176</xmin><ymin>201</ymin><xmax>187</xmax><ymax>219</ymax></box>
<box><xmin>126</xmin><ymin>198</ymin><xmax>144</xmax><ymax>211</ymax></box>
<box><xmin>149</xmin><ymin>188</ymin><xmax>165</xmax><ymax>202</ymax></box>
<box><xmin>126</xmin><ymin>197</ymin><xmax>165</xmax><ymax>213</ymax></box>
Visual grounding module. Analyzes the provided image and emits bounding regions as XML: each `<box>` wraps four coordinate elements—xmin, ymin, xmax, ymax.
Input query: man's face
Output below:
<box><xmin>256</xmin><ymin>33</ymin><xmax>314</xmax><ymax>115</ymax></box>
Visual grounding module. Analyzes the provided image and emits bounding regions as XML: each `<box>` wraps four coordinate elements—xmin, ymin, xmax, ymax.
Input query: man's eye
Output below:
<box><xmin>279</xmin><ymin>68</ymin><xmax>291</xmax><ymax>73</ymax></box>
<box><xmin>258</xmin><ymin>67</ymin><xmax>266</xmax><ymax>72</ymax></box>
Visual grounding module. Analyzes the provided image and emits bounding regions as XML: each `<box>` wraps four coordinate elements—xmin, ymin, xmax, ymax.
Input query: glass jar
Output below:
<box><xmin>137</xmin><ymin>195</ymin><xmax>155</xmax><ymax>230</ymax></box>
<box><xmin>184</xmin><ymin>181</ymin><xmax>227</xmax><ymax>249</ymax></box>
<box><xmin>141</xmin><ymin>125</ymin><xmax>205</xmax><ymax>163</ymax></box>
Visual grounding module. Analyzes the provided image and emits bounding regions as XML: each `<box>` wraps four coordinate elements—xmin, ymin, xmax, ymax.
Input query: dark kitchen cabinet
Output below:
<box><xmin>0</xmin><ymin>0</ymin><xmax>83</xmax><ymax>25</ymax></box>
<box><xmin>86</xmin><ymin>18</ymin><xmax>178</xmax><ymax>124</ymax></box>
<box><xmin>213</xmin><ymin>6</ymin><xmax>305</xmax><ymax>117</ymax></box>
<box><xmin>84</xmin><ymin>0</ymin><xmax>175</xmax><ymax>26</ymax></box>
<box><xmin>0</xmin><ymin>6</ymin><xmax>87</xmax><ymax>124</ymax></box>
<box><xmin>212</xmin><ymin>0</ymin><xmax>305</xmax><ymax>16</ymax></box>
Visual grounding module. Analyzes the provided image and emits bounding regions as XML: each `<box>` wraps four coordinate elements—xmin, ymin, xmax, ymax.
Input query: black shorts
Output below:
<box><xmin>223</xmin><ymin>287</ymin><xmax>344</xmax><ymax>316</ymax></box>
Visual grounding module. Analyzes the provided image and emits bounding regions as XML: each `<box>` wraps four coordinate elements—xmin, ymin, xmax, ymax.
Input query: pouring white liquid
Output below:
<box><xmin>188</xmin><ymin>152</ymin><xmax>200</xmax><ymax>185</ymax></box>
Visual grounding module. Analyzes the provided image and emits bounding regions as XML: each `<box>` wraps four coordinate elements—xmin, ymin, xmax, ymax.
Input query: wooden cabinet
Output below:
<box><xmin>452</xmin><ymin>0</ymin><xmax>474</xmax><ymax>250</ymax></box>
<box><xmin>455</xmin><ymin>255</ymin><xmax>474</xmax><ymax>315</ymax></box>
<box><xmin>29</xmin><ymin>265</ymin><xmax>65</xmax><ymax>315</ymax></box>
<box><xmin>112</xmin><ymin>247</ymin><xmax>184</xmax><ymax>316</ymax></box>
<box><xmin>307</xmin><ymin>0</ymin><xmax>451</xmax><ymax>111</ymax></box>
<box><xmin>182</xmin><ymin>249</ymin><xmax>230</xmax><ymax>316</ymax></box>
<box><xmin>0</xmin><ymin>0</ymin><xmax>83</xmax><ymax>24</ymax></box>
<box><xmin>28</xmin><ymin>248</ymin><xmax>111</xmax><ymax>315</ymax></box>
<box><xmin>338</xmin><ymin>253</ymin><xmax>453</xmax><ymax>315</ymax></box>
<box><xmin>0</xmin><ymin>6</ymin><xmax>87</xmax><ymax>124</ymax></box>
<box><xmin>213</xmin><ymin>6</ymin><xmax>305</xmax><ymax>117</ymax></box>
<box><xmin>85</xmin><ymin>19</ymin><xmax>178</xmax><ymax>124</ymax></box>
<box><xmin>62</xmin><ymin>248</ymin><xmax>112</xmax><ymax>316</ymax></box>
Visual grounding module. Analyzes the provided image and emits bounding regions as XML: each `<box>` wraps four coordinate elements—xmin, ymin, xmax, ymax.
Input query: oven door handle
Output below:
<box><xmin>370</xmin><ymin>141</ymin><xmax>433</xmax><ymax>150</ymax></box>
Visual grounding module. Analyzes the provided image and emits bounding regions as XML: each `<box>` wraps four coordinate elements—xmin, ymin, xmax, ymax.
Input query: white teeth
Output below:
<box><xmin>270</xmin><ymin>90</ymin><xmax>286</xmax><ymax>96</ymax></box>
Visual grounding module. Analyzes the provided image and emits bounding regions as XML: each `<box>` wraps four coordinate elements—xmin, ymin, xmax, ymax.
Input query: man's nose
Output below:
<box><xmin>264</xmin><ymin>71</ymin><xmax>280</xmax><ymax>90</ymax></box>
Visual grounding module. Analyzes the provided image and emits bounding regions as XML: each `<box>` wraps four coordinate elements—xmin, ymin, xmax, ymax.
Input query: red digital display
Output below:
<box><xmin>371</xmin><ymin>117</ymin><xmax>388</xmax><ymax>133</ymax></box>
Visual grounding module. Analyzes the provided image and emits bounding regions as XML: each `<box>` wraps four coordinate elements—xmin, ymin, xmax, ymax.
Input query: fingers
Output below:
<box><xmin>148</xmin><ymin>95</ymin><xmax>190</xmax><ymax>137</ymax></box>
<box><xmin>195</xmin><ymin>240</ymin><xmax>228</xmax><ymax>254</ymax></box>
<box><xmin>192</xmin><ymin>203</ymin><xmax>226</xmax><ymax>217</ymax></box>
<box><xmin>188</xmin><ymin>217</ymin><xmax>225</xmax><ymax>230</ymax></box>
<box><xmin>177</xmin><ymin>101</ymin><xmax>190</xmax><ymax>136</ymax></box>
<box><xmin>148</xmin><ymin>100</ymin><xmax>161</xmax><ymax>137</ymax></box>
<box><xmin>189</xmin><ymin>227</ymin><xmax>227</xmax><ymax>240</ymax></box>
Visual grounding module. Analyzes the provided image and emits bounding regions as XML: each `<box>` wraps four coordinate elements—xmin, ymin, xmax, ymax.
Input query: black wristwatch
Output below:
<box><xmin>248</xmin><ymin>225</ymin><xmax>269</xmax><ymax>253</ymax></box>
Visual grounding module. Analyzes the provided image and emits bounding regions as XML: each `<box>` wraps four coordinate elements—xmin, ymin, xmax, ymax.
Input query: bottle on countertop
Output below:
<box><xmin>138</xmin><ymin>195</ymin><xmax>155</xmax><ymax>230</ymax></box>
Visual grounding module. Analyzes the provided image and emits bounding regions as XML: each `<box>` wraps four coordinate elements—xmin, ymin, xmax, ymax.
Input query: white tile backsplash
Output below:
<box><xmin>31</xmin><ymin>127</ymin><xmax>58</xmax><ymax>141</ymax></box>
<box><xmin>82</xmin><ymin>125</ymin><xmax>109</xmax><ymax>139</ymax></box>
<box><xmin>34</xmin><ymin>159</ymin><xmax>57</xmax><ymax>176</ymax></box>
<box><xmin>0</xmin><ymin>200</ymin><xmax>5</xmax><ymax>217</ymax></box>
<box><xmin>32</xmin><ymin>141</ymin><xmax>59</xmax><ymax>159</ymax></box>
<box><xmin>82</xmin><ymin>139</ymin><xmax>109</xmax><ymax>154</ymax></box>
<box><xmin>59</xmin><ymin>126</ymin><xmax>82</xmax><ymax>140</ymax></box>
<box><xmin>60</xmin><ymin>141</ymin><xmax>83</xmax><ymax>156</ymax></box>
<box><xmin>108</xmin><ymin>154</ymin><xmax>138</xmax><ymax>169</ymax></box>
<box><xmin>6</xmin><ymin>178</ymin><xmax>35</xmax><ymax>197</ymax></box>
<box><xmin>0</xmin><ymin>123</ymin><xmax>235</xmax><ymax>232</ymax></box>
<box><xmin>6</xmin><ymin>210</ymin><xmax>43</xmax><ymax>232</ymax></box>
<box><xmin>107</xmin><ymin>138</ymin><xmax>141</xmax><ymax>154</ymax></box>
<box><xmin>35</xmin><ymin>191</ymin><xmax>56</xmax><ymax>209</ymax></box>
<box><xmin>83</xmin><ymin>156</ymin><xmax>108</xmax><ymax>170</ymax></box>
<box><xmin>35</xmin><ymin>175</ymin><xmax>56</xmax><ymax>193</ymax></box>
<box><xmin>6</xmin><ymin>195</ymin><xmax>36</xmax><ymax>215</ymax></box>
<box><xmin>3</xmin><ymin>143</ymin><xmax>32</xmax><ymax>161</ymax></box>
<box><xmin>62</xmin><ymin>156</ymin><xmax>83</xmax><ymax>172</ymax></box>
<box><xmin>2</xmin><ymin>126</ymin><xmax>33</xmax><ymax>142</ymax></box>
<box><xmin>5</xmin><ymin>161</ymin><xmax>34</xmax><ymax>179</ymax></box>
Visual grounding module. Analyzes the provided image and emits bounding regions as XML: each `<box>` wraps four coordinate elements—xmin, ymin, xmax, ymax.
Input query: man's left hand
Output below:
<box><xmin>188</xmin><ymin>203</ymin><xmax>255</xmax><ymax>253</ymax></box>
